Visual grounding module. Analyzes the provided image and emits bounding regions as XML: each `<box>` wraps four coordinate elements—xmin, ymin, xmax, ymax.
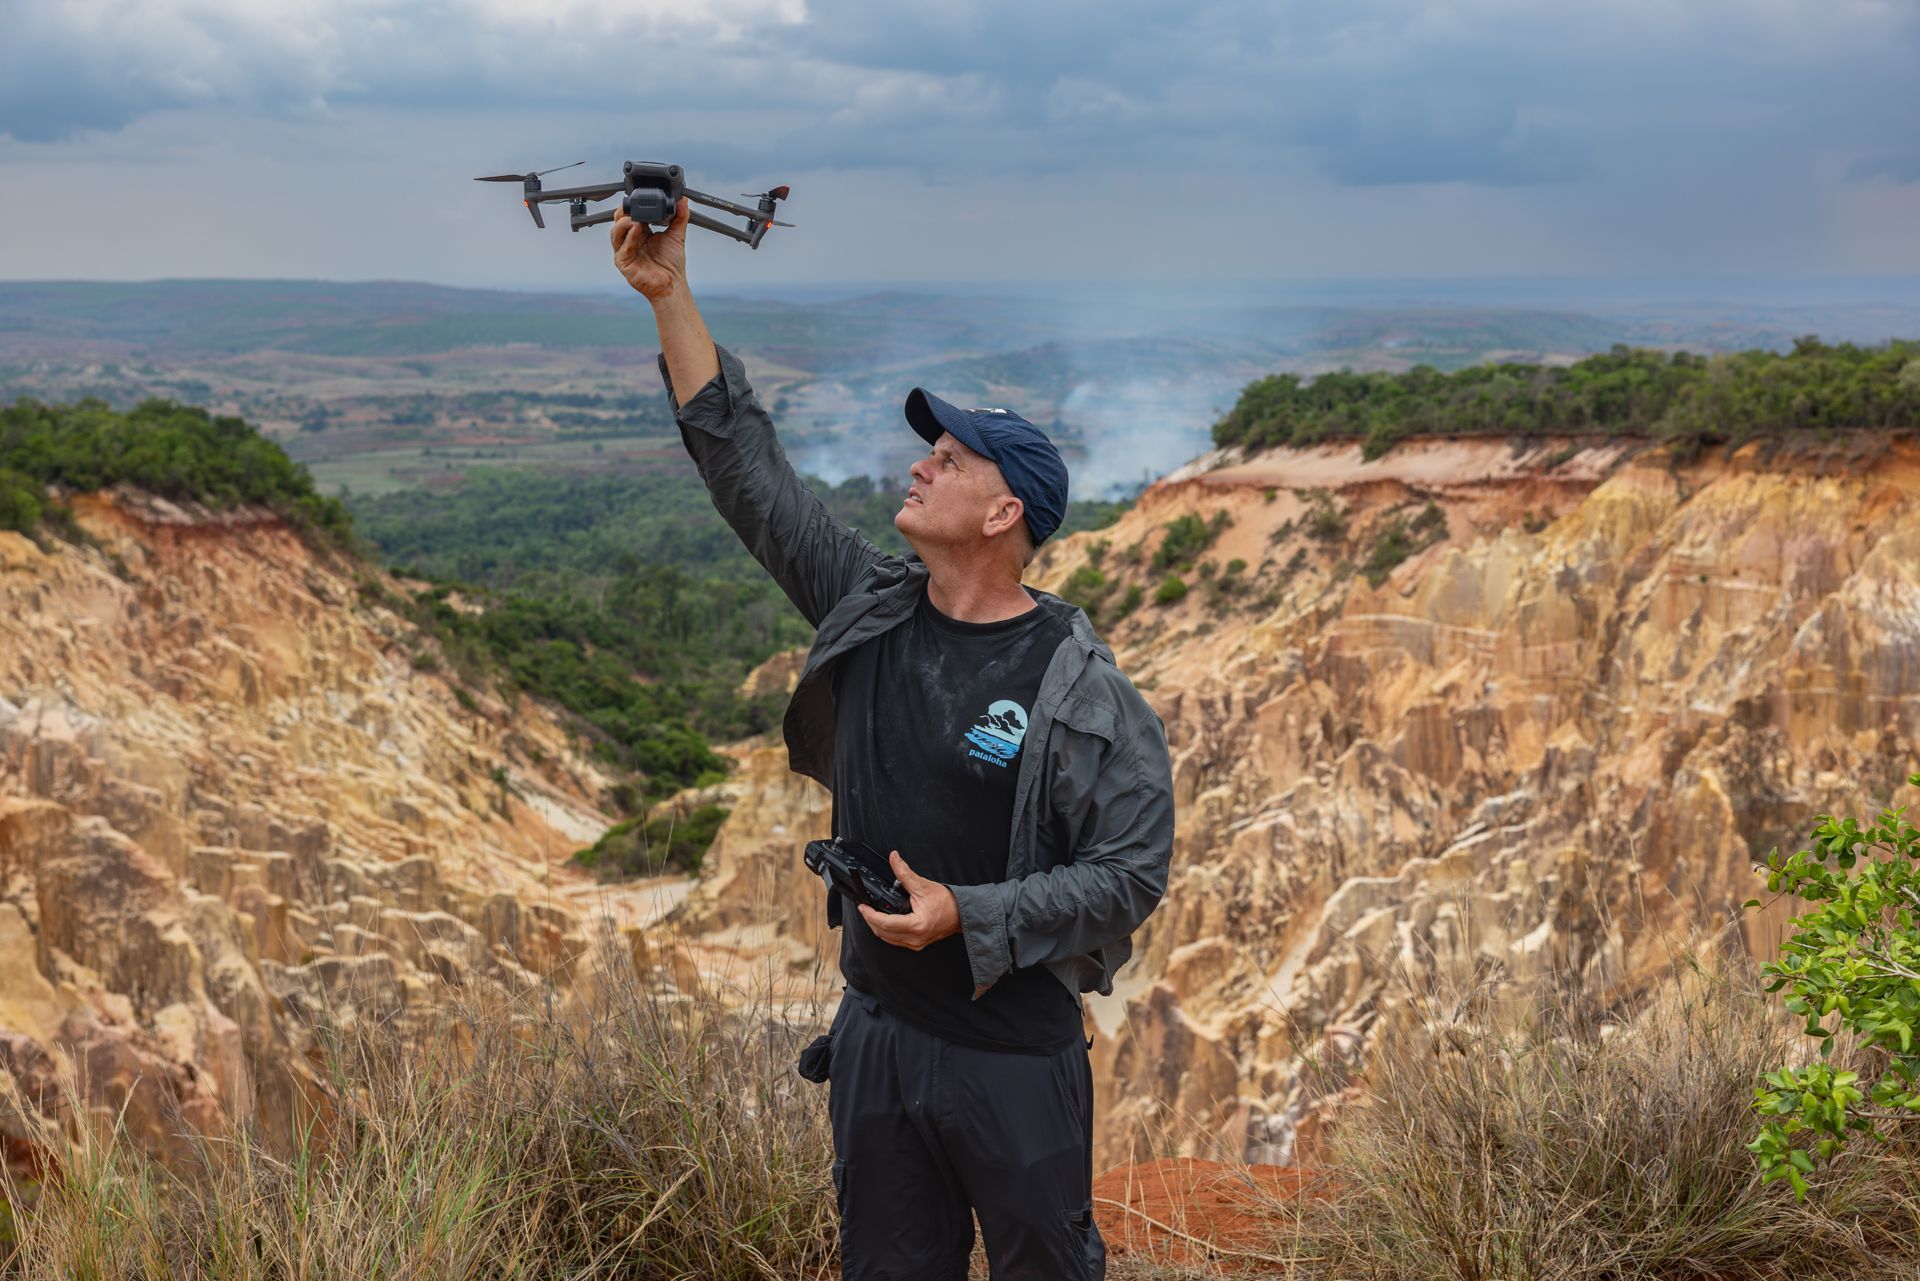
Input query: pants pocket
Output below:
<box><xmin>1063</xmin><ymin>1202</ymin><xmax>1106</xmax><ymax>1280</ymax></box>
<box><xmin>796</xmin><ymin>1031</ymin><xmax>833</xmax><ymax>1082</ymax></box>
<box><xmin>799</xmin><ymin>995</ymin><xmax>855</xmax><ymax>1084</ymax></box>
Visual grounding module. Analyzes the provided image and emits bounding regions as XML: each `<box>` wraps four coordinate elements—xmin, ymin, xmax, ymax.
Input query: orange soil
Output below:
<box><xmin>1091</xmin><ymin>1158</ymin><xmax>1326</xmax><ymax>1274</ymax></box>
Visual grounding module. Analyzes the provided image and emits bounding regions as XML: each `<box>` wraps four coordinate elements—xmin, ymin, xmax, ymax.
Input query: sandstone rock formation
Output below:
<box><xmin>0</xmin><ymin>488</ymin><xmax>625</xmax><ymax>1168</ymax></box>
<box><xmin>667</xmin><ymin>432</ymin><xmax>1920</xmax><ymax>1168</ymax></box>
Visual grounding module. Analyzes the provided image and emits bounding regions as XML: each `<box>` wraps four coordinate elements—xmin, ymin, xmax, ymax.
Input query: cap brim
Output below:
<box><xmin>904</xmin><ymin>387</ymin><xmax>993</xmax><ymax>459</ymax></box>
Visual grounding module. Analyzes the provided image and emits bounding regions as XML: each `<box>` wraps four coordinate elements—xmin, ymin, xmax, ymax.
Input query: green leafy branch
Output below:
<box><xmin>1747</xmin><ymin>770</ymin><xmax>1920</xmax><ymax>1198</ymax></box>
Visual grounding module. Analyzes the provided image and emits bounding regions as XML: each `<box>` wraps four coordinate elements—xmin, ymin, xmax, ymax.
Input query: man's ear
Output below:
<box><xmin>982</xmin><ymin>495</ymin><xmax>1025</xmax><ymax>541</ymax></box>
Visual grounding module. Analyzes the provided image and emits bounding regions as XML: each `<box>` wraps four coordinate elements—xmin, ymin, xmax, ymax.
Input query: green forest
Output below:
<box><xmin>1212</xmin><ymin>336</ymin><xmax>1920</xmax><ymax>459</ymax></box>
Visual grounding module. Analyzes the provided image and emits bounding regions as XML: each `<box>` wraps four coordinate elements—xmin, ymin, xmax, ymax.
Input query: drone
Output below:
<box><xmin>475</xmin><ymin>160</ymin><xmax>793</xmax><ymax>249</ymax></box>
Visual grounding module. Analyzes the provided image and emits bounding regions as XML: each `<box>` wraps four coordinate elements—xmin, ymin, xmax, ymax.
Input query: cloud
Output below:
<box><xmin>0</xmin><ymin>0</ymin><xmax>805</xmax><ymax>142</ymax></box>
<box><xmin>5</xmin><ymin>0</ymin><xmax>1914</xmax><ymax>193</ymax></box>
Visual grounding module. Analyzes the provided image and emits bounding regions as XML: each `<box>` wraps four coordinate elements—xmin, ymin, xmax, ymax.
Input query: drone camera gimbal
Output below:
<box><xmin>475</xmin><ymin>159</ymin><xmax>793</xmax><ymax>249</ymax></box>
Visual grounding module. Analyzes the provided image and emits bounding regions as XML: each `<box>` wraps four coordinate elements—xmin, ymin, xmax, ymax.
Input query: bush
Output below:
<box><xmin>1363</xmin><ymin>519</ymin><xmax>1414</xmax><ymax>588</ymax></box>
<box><xmin>0</xmin><ymin>467</ymin><xmax>42</xmax><ymax>533</ymax></box>
<box><xmin>1060</xmin><ymin>561</ymin><xmax>1115</xmax><ymax>622</ymax></box>
<box><xmin>1153</xmin><ymin>575</ymin><xmax>1188</xmax><ymax>606</ymax></box>
<box><xmin>1151</xmin><ymin>515</ymin><xmax>1213</xmax><ymax>572</ymax></box>
<box><xmin>573</xmin><ymin>802</ymin><xmax>730</xmax><ymax>879</ymax></box>
<box><xmin>1750</xmin><ymin>772</ymin><xmax>1920</xmax><ymax>1196</ymax></box>
<box><xmin>1306</xmin><ymin>492</ymin><xmax>1347</xmax><ymax>544</ymax></box>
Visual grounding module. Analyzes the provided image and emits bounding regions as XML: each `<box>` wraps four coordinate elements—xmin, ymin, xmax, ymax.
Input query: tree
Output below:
<box><xmin>1747</xmin><ymin>771</ymin><xmax>1920</xmax><ymax>1198</ymax></box>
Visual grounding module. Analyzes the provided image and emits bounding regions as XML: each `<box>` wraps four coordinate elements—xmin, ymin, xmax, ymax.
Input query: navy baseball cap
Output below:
<box><xmin>903</xmin><ymin>388</ymin><xmax>1070</xmax><ymax>544</ymax></box>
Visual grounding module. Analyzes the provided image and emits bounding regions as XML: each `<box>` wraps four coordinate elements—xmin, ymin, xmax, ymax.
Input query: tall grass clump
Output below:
<box><xmin>0</xmin><ymin>931</ymin><xmax>840</xmax><ymax>1280</ymax></box>
<box><xmin>1281</xmin><ymin>956</ymin><xmax>1920</xmax><ymax>1281</ymax></box>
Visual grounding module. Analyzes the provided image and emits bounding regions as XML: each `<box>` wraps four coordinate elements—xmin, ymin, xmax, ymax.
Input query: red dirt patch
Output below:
<box><xmin>1092</xmin><ymin>1158</ymin><xmax>1324</xmax><ymax>1274</ymax></box>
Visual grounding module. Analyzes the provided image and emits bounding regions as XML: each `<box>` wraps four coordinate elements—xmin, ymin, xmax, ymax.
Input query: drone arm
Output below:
<box><xmin>569</xmin><ymin>204</ymin><xmax>753</xmax><ymax>244</ymax></box>
<box><xmin>688</xmin><ymin>210</ymin><xmax>753</xmax><ymax>244</ymax></box>
<box><xmin>684</xmin><ymin>187</ymin><xmax>767</xmax><ymax>221</ymax></box>
<box><xmin>532</xmin><ymin>180</ymin><xmax>626</xmax><ymax>204</ymax></box>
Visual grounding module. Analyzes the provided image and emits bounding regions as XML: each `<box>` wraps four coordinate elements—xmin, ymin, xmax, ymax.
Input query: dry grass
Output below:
<box><xmin>12</xmin><ymin>926</ymin><xmax>1920</xmax><ymax>1280</ymax></box>
<box><xmin>0</xmin><ymin>932</ymin><xmax>840</xmax><ymax>1280</ymax></box>
<box><xmin>1271</xmin><ymin>956</ymin><xmax>1920</xmax><ymax>1281</ymax></box>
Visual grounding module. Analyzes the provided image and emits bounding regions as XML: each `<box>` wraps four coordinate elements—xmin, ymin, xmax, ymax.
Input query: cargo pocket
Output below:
<box><xmin>1062</xmin><ymin>1202</ymin><xmax>1105</xmax><ymax>1280</ymax></box>
<box><xmin>796</xmin><ymin>1031</ymin><xmax>833</xmax><ymax>1083</ymax></box>
<box><xmin>799</xmin><ymin>992</ymin><xmax>858</xmax><ymax>1083</ymax></box>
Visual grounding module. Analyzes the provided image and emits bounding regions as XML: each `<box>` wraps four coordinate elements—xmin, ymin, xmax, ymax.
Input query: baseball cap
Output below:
<box><xmin>903</xmin><ymin>388</ymin><xmax>1070</xmax><ymax>544</ymax></box>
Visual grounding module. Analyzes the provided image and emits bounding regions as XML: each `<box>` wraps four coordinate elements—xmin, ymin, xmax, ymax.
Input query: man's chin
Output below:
<box><xmin>894</xmin><ymin>508</ymin><xmax>928</xmax><ymax>557</ymax></box>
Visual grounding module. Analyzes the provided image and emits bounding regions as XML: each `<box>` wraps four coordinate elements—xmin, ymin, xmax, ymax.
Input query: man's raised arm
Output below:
<box><xmin>613</xmin><ymin>199</ymin><xmax>888</xmax><ymax>628</ymax></box>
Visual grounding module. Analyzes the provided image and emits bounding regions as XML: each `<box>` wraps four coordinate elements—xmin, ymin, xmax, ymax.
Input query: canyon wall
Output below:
<box><xmin>6</xmin><ymin>428</ymin><xmax>1915</xmax><ymax>1179</ymax></box>
<box><xmin>673</xmin><ymin>432</ymin><xmax>1920</xmax><ymax>1168</ymax></box>
<box><xmin>0</xmin><ymin>488</ymin><xmax>625</xmax><ymax>1165</ymax></box>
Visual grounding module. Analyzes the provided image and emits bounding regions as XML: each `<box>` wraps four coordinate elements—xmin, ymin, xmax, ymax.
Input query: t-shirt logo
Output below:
<box><xmin>964</xmin><ymin>699</ymin><xmax>1028</xmax><ymax>768</ymax></box>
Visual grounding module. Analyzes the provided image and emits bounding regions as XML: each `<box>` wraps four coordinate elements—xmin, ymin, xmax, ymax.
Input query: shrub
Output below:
<box><xmin>1306</xmin><ymin>494</ymin><xmax>1347</xmax><ymax>543</ymax></box>
<box><xmin>1151</xmin><ymin>514</ymin><xmax>1213</xmax><ymax>572</ymax></box>
<box><xmin>1363</xmin><ymin>519</ymin><xmax>1414</xmax><ymax>588</ymax></box>
<box><xmin>1060</xmin><ymin>561</ymin><xmax>1115</xmax><ymax>622</ymax></box>
<box><xmin>573</xmin><ymin>802</ymin><xmax>729</xmax><ymax>879</ymax></box>
<box><xmin>1749</xmin><ymin>773</ymin><xmax>1920</xmax><ymax>1196</ymax></box>
<box><xmin>1153</xmin><ymin>575</ymin><xmax>1188</xmax><ymax>606</ymax></box>
<box><xmin>0</xmin><ymin>467</ymin><xmax>42</xmax><ymax>533</ymax></box>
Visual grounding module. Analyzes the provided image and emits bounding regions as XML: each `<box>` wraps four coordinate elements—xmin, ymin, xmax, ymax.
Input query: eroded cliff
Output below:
<box><xmin>670</xmin><ymin>432</ymin><xmax>1920</xmax><ymax>1168</ymax></box>
<box><xmin>0</xmin><ymin>488</ymin><xmax>625</xmax><ymax>1164</ymax></box>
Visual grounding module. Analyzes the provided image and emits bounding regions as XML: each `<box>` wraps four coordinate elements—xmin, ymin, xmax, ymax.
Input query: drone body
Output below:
<box><xmin>475</xmin><ymin>160</ymin><xmax>792</xmax><ymax>248</ymax></box>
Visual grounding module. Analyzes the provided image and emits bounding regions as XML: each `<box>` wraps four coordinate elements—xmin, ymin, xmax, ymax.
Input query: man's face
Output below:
<box><xmin>895</xmin><ymin>431</ymin><xmax>1017</xmax><ymax>554</ymax></box>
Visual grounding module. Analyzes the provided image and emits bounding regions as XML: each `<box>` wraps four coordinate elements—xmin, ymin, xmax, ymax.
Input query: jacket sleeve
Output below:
<box><xmin>660</xmin><ymin>342</ymin><xmax>891</xmax><ymax>629</ymax></box>
<box><xmin>947</xmin><ymin>693</ymin><xmax>1175</xmax><ymax>998</ymax></box>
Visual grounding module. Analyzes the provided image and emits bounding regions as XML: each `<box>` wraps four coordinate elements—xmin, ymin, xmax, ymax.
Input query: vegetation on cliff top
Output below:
<box><xmin>0</xmin><ymin>395</ymin><xmax>352</xmax><ymax>544</ymax></box>
<box><xmin>1212</xmin><ymin>336</ymin><xmax>1920</xmax><ymax>460</ymax></box>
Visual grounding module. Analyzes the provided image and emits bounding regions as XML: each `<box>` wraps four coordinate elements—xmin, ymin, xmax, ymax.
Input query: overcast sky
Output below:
<box><xmin>2</xmin><ymin>0</ymin><xmax>1917</xmax><ymax>292</ymax></box>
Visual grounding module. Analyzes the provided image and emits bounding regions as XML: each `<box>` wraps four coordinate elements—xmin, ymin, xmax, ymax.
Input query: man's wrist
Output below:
<box><xmin>645</xmin><ymin>274</ymin><xmax>693</xmax><ymax>310</ymax></box>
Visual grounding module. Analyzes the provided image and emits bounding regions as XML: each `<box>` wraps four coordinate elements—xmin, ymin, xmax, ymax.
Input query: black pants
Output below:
<box><xmin>815</xmin><ymin>987</ymin><xmax>1106</xmax><ymax>1280</ymax></box>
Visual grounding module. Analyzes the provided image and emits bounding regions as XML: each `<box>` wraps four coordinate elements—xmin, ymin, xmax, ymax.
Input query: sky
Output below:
<box><xmin>2</xmin><ymin>0</ymin><xmax>1918</xmax><ymax>292</ymax></box>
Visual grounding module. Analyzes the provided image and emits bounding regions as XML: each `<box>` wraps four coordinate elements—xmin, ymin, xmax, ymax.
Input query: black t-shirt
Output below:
<box><xmin>831</xmin><ymin>587</ymin><xmax>1082</xmax><ymax>1053</ymax></box>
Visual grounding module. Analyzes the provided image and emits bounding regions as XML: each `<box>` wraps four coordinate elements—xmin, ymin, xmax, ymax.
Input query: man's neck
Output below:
<box><xmin>921</xmin><ymin>556</ymin><xmax>1037</xmax><ymax>624</ymax></box>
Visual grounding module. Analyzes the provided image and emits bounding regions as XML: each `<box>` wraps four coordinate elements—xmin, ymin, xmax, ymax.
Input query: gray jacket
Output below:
<box><xmin>661</xmin><ymin>343</ymin><xmax>1175</xmax><ymax>1001</ymax></box>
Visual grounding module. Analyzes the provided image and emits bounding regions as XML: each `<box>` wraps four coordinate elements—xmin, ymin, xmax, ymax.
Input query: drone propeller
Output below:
<box><xmin>474</xmin><ymin>161</ymin><xmax>586</xmax><ymax>183</ymax></box>
<box><xmin>736</xmin><ymin>185</ymin><xmax>795</xmax><ymax>228</ymax></box>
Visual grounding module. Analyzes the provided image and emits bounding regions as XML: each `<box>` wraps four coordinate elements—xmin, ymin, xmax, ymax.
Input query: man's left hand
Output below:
<box><xmin>859</xmin><ymin>850</ymin><xmax>961</xmax><ymax>950</ymax></box>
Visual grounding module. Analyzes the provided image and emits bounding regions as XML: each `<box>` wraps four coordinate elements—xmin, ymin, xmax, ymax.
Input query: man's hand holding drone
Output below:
<box><xmin>612</xmin><ymin>197</ymin><xmax>690</xmax><ymax>302</ymax></box>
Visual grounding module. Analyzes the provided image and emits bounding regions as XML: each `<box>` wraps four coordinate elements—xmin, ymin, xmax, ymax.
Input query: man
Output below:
<box><xmin>613</xmin><ymin>198</ymin><xmax>1175</xmax><ymax>1281</ymax></box>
